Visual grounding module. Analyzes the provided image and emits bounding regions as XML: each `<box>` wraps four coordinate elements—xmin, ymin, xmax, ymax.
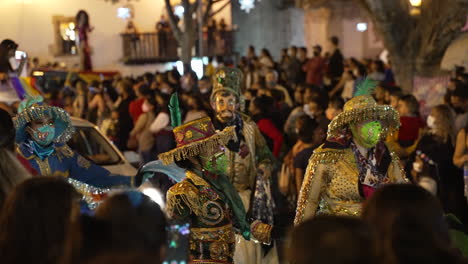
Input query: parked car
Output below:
<box><xmin>68</xmin><ymin>117</ymin><xmax>137</xmax><ymax>177</ymax></box>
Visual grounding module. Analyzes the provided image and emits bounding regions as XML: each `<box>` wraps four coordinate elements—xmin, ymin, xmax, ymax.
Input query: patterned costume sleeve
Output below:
<box><xmin>294</xmin><ymin>160</ymin><xmax>327</xmax><ymax>225</ymax></box>
<box><xmin>67</xmin><ymin>147</ymin><xmax>132</xmax><ymax>188</ymax></box>
<box><xmin>166</xmin><ymin>181</ymin><xmax>199</xmax><ymax>221</ymax></box>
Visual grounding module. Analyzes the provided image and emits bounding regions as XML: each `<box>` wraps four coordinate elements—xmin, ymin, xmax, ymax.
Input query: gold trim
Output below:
<box><xmin>159</xmin><ymin>126</ymin><xmax>236</xmax><ymax>165</ymax></box>
<box><xmin>173</xmin><ymin>116</ymin><xmax>212</xmax><ymax>133</ymax></box>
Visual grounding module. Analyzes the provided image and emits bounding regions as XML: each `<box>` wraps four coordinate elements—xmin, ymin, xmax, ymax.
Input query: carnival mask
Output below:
<box><xmin>350</xmin><ymin>120</ymin><xmax>383</xmax><ymax>148</ymax></box>
<box><xmin>201</xmin><ymin>151</ymin><xmax>228</xmax><ymax>175</ymax></box>
<box><xmin>213</xmin><ymin>93</ymin><xmax>238</xmax><ymax>123</ymax></box>
<box><xmin>28</xmin><ymin>124</ymin><xmax>55</xmax><ymax>146</ymax></box>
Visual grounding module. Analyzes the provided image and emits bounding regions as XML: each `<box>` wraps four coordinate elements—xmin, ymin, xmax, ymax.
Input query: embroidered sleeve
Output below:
<box><xmin>166</xmin><ymin>181</ymin><xmax>201</xmax><ymax>220</ymax></box>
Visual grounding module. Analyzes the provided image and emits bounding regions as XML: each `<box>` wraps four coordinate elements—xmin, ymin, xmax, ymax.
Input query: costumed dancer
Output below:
<box><xmin>76</xmin><ymin>10</ymin><xmax>93</xmax><ymax>71</ymax></box>
<box><xmin>210</xmin><ymin>67</ymin><xmax>278</xmax><ymax>264</ymax></box>
<box><xmin>160</xmin><ymin>94</ymin><xmax>273</xmax><ymax>264</ymax></box>
<box><xmin>295</xmin><ymin>78</ymin><xmax>407</xmax><ymax>225</ymax></box>
<box><xmin>14</xmin><ymin>96</ymin><xmax>132</xmax><ymax>206</ymax></box>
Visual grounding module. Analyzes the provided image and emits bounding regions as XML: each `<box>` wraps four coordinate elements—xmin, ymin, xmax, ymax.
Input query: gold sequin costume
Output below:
<box><xmin>295</xmin><ymin>91</ymin><xmax>406</xmax><ymax>225</ymax></box>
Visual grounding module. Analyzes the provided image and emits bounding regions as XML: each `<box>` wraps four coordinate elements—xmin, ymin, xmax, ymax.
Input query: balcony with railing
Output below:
<box><xmin>121</xmin><ymin>30</ymin><xmax>235</xmax><ymax>65</ymax></box>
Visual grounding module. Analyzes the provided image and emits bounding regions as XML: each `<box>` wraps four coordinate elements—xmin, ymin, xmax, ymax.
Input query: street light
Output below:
<box><xmin>409</xmin><ymin>0</ymin><xmax>422</xmax><ymax>7</ymax></box>
<box><xmin>409</xmin><ymin>0</ymin><xmax>422</xmax><ymax>16</ymax></box>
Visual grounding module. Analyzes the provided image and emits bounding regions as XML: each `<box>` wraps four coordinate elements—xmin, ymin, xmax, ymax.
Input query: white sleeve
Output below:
<box><xmin>150</xmin><ymin>112</ymin><xmax>170</xmax><ymax>134</ymax></box>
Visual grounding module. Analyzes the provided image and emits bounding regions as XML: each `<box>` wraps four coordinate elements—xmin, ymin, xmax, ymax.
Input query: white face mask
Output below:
<box><xmin>303</xmin><ymin>104</ymin><xmax>314</xmax><ymax>118</ymax></box>
<box><xmin>426</xmin><ymin>115</ymin><xmax>435</xmax><ymax>128</ymax></box>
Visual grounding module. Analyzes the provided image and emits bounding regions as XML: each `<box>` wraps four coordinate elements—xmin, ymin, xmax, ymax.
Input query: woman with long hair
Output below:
<box><xmin>150</xmin><ymin>92</ymin><xmax>174</xmax><ymax>157</ymax></box>
<box><xmin>0</xmin><ymin>108</ymin><xmax>31</xmax><ymax>206</ymax></box>
<box><xmin>76</xmin><ymin>10</ymin><xmax>93</xmax><ymax>71</ymax></box>
<box><xmin>362</xmin><ymin>184</ymin><xmax>465</xmax><ymax>264</ymax></box>
<box><xmin>0</xmin><ymin>177</ymin><xmax>81</xmax><ymax>264</ymax></box>
<box><xmin>114</xmin><ymin>79</ymin><xmax>135</xmax><ymax>151</ymax></box>
<box><xmin>130</xmin><ymin>92</ymin><xmax>158</xmax><ymax>164</ymax></box>
<box><xmin>407</xmin><ymin>104</ymin><xmax>466</xmax><ymax>221</ymax></box>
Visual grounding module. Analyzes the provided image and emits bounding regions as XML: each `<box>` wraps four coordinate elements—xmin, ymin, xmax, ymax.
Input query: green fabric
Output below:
<box><xmin>195</xmin><ymin>169</ymin><xmax>251</xmax><ymax>240</ymax></box>
<box><xmin>169</xmin><ymin>93</ymin><xmax>182</xmax><ymax>128</ymax></box>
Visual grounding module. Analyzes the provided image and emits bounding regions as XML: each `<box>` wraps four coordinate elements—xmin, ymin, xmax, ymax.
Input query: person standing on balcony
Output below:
<box><xmin>156</xmin><ymin>15</ymin><xmax>169</xmax><ymax>57</ymax></box>
<box><xmin>76</xmin><ymin>10</ymin><xmax>93</xmax><ymax>71</ymax></box>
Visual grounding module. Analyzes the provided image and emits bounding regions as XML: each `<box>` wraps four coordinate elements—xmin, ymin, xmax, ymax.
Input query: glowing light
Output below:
<box><xmin>117</xmin><ymin>7</ymin><xmax>132</xmax><ymax>20</ymax></box>
<box><xmin>32</xmin><ymin>71</ymin><xmax>44</xmax><ymax>76</ymax></box>
<box><xmin>142</xmin><ymin>188</ymin><xmax>165</xmax><ymax>208</ymax></box>
<box><xmin>239</xmin><ymin>0</ymin><xmax>258</xmax><ymax>13</ymax></box>
<box><xmin>356</xmin><ymin>23</ymin><xmax>368</xmax><ymax>32</ymax></box>
<box><xmin>409</xmin><ymin>0</ymin><xmax>422</xmax><ymax>7</ymax></box>
<box><xmin>174</xmin><ymin>5</ymin><xmax>184</xmax><ymax>18</ymax></box>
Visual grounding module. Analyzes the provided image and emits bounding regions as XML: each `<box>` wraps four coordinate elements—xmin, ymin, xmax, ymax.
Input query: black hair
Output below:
<box><xmin>297</xmin><ymin>115</ymin><xmax>318</xmax><ymax>144</ymax></box>
<box><xmin>0</xmin><ymin>108</ymin><xmax>15</xmax><ymax>151</ymax></box>
<box><xmin>328</xmin><ymin>96</ymin><xmax>344</xmax><ymax>110</ymax></box>
<box><xmin>330</xmin><ymin>36</ymin><xmax>339</xmax><ymax>46</ymax></box>
<box><xmin>252</xmin><ymin>95</ymin><xmax>274</xmax><ymax>116</ymax></box>
<box><xmin>0</xmin><ymin>39</ymin><xmax>18</xmax><ymax>73</ymax></box>
<box><xmin>399</xmin><ymin>94</ymin><xmax>420</xmax><ymax>116</ymax></box>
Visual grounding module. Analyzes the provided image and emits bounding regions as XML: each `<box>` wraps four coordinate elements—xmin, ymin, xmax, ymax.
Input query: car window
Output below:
<box><xmin>68</xmin><ymin>126</ymin><xmax>121</xmax><ymax>165</ymax></box>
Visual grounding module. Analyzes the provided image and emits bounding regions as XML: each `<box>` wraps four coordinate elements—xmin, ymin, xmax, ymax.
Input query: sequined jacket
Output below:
<box><xmin>166</xmin><ymin>171</ymin><xmax>237</xmax><ymax>264</ymax></box>
<box><xmin>17</xmin><ymin>142</ymin><xmax>132</xmax><ymax>205</ymax></box>
<box><xmin>294</xmin><ymin>141</ymin><xmax>406</xmax><ymax>225</ymax></box>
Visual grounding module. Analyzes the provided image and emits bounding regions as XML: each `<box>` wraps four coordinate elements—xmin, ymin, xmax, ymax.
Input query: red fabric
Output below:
<box><xmin>256</xmin><ymin>118</ymin><xmax>284</xmax><ymax>158</ymax></box>
<box><xmin>303</xmin><ymin>56</ymin><xmax>326</xmax><ymax>86</ymax></box>
<box><xmin>129</xmin><ymin>98</ymin><xmax>145</xmax><ymax>124</ymax></box>
<box><xmin>16</xmin><ymin>154</ymin><xmax>38</xmax><ymax>176</ymax></box>
<box><xmin>398</xmin><ymin>116</ymin><xmax>425</xmax><ymax>141</ymax></box>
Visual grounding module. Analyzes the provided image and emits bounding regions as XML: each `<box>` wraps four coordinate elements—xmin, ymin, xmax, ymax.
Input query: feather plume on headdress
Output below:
<box><xmin>353</xmin><ymin>78</ymin><xmax>377</xmax><ymax>97</ymax></box>
<box><xmin>169</xmin><ymin>93</ymin><xmax>182</xmax><ymax>128</ymax></box>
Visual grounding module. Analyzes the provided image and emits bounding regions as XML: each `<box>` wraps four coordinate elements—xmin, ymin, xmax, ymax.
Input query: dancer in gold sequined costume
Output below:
<box><xmin>295</xmin><ymin>79</ymin><xmax>407</xmax><ymax>225</ymax></box>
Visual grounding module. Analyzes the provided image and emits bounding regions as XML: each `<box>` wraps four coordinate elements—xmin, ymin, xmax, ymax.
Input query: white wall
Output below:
<box><xmin>0</xmin><ymin>0</ymin><xmax>231</xmax><ymax>76</ymax></box>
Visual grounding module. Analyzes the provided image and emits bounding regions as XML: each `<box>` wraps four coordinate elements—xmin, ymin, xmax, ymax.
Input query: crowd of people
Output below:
<box><xmin>0</xmin><ymin>34</ymin><xmax>468</xmax><ymax>264</ymax></box>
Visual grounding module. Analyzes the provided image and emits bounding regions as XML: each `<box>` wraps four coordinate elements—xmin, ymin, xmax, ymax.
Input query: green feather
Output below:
<box><xmin>169</xmin><ymin>93</ymin><xmax>182</xmax><ymax>127</ymax></box>
<box><xmin>354</xmin><ymin>78</ymin><xmax>377</xmax><ymax>97</ymax></box>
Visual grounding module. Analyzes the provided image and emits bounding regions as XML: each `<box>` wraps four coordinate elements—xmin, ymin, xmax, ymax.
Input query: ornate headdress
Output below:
<box><xmin>211</xmin><ymin>67</ymin><xmax>243</xmax><ymax>101</ymax></box>
<box><xmin>327</xmin><ymin>79</ymin><xmax>400</xmax><ymax>140</ymax></box>
<box><xmin>159</xmin><ymin>94</ymin><xmax>236</xmax><ymax>165</ymax></box>
<box><xmin>13</xmin><ymin>96</ymin><xmax>74</xmax><ymax>144</ymax></box>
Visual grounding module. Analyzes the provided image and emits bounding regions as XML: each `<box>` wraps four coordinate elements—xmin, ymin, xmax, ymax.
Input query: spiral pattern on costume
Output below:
<box><xmin>200</xmin><ymin>201</ymin><xmax>224</xmax><ymax>225</ymax></box>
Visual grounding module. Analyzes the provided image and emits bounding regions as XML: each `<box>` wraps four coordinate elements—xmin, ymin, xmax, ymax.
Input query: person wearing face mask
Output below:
<box><xmin>407</xmin><ymin>105</ymin><xmax>467</xmax><ymax>222</ymax></box>
<box><xmin>159</xmin><ymin>101</ymin><xmax>274</xmax><ymax>264</ymax></box>
<box><xmin>14</xmin><ymin>96</ymin><xmax>134</xmax><ymax>206</ymax></box>
<box><xmin>210</xmin><ymin>68</ymin><xmax>279</xmax><ymax>264</ymax></box>
<box><xmin>295</xmin><ymin>78</ymin><xmax>407</xmax><ymax>225</ymax></box>
<box><xmin>265</xmin><ymin>70</ymin><xmax>294</xmax><ymax>107</ymax></box>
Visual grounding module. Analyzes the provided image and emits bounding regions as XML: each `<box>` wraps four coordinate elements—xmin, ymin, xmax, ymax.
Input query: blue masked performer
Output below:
<box><xmin>14</xmin><ymin>96</ymin><xmax>132</xmax><ymax>205</ymax></box>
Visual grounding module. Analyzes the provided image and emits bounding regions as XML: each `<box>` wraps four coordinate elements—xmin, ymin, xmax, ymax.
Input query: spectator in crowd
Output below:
<box><xmin>297</xmin><ymin>47</ymin><xmax>308</xmax><ymax>84</ymax></box>
<box><xmin>0</xmin><ymin>39</ymin><xmax>26</xmax><ymax>105</ymax></box>
<box><xmin>450</xmin><ymin>84</ymin><xmax>468</xmax><ymax>133</ymax></box>
<box><xmin>150</xmin><ymin>92</ymin><xmax>174</xmax><ymax>157</ymax></box>
<box><xmin>325</xmin><ymin>96</ymin><xmax>344</xmax><ymax>121</ymax></box>
<box><xmin>0</xmin><ymin>109</ymin><xmax>32</xmax><ymax>206</ymax></box>
<box><xmin>368</xmin><ymin>60</ymin><xmax>386</xmax><ymax>82</ymax></box>
<box><xmin>453</xmin><ymin>122</ymin><xmax>468</xmax><ymax>169</ymax></box>
<box><xmin>362</xmin><ymin>184</ymin><xmax>466</xmax><ymax>264</ymax></box>
<box><xmin>388</xmin><ymin>94</ymin><xmax>425</xmax><ymax>158</ymax></box>
<box><xmin>303</xmin><ymin>45</ymin><xmax>326</xmax><ymax>86</ymax></box>
<box><xmin>327</xmin><ymin>36</ymin><xmax>344</xmax><ymax>87</ymax></box>
<box><xmin>130</xmin><ymin>94</ymin><xmax>157</xmax><ymax>164</ymax></box>
<box><xmin>265</xmin><ymin>70</ymin><xmax>294</xmax><ymax>107</ymax></box>
<box><xmin>183</xmin><ymin>94</ymin><xmax>209</xmax><ymax>123</ymax></box>
<box><xmin>72</xmin><ymin>80</ymin><xmax>89</xmax><ymax>119</ymax></box>
<box><xmin>281</xmin><ymin>46</ymin><xmax>301</xmax><ymax>87</ymax></box>
<box><xmin>0</xmin><ymin>177</ymin><xmax>81</xmax><ymax>264</ymax></box>
<box><xmin>293</xmin><ymin>115</ymin><xmax>319</xmax><ymax>195</ymax></box>
<box><xmin>249</xmin><ymin>95</ymin><xmax>284</xmax><ymax>157</ymax></box>
<box><xmin>388</xmin><ymin>88</ymin><xmax>404</xmax><ymax>109</ymax></box>
<box><xmin>88</xmin><ymin>81</ymin><xmax>109</xmax><ymax>127</ymax></box>
<box><xmin>114</xmin><ymin>79</ymin><xmax>135</xmax><ymax>151</ymax></box>
<box><xmin>287</xmin><ymin>215</ymin><xmax>376</xmax><ymax>264</ymax></box>
<box><xmin>62</xmin><ymin>191</ymin><xmax>167</xmax><ymax>264</ymax></box>
<box><xmin>407</xmin><ymin>105</ymin><xmax>466</xmax><ymax>222</ymax></box>
<box><xmin>258</xmin><ymin>48</ymin><xmax>275</xmax><ymax>76</ymax></box>
<box><xmin>374</xmin><ymin>83</ymin><xmax>388</xmax><ymax>105</ymax></box>
<box><xmin>129</xmin><ymin>83</ymin><xmax>151</xmax><ymax>124</ymax></box>
<box><xmin>303</xmin><ymin>93</ymin><xmax>329</xmax><ymax>141</ymax></box>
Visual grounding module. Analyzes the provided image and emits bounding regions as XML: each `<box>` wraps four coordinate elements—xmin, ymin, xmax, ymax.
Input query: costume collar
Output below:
<box><xmin>212</xmin><ymin>113</ymin><xmax>244</xmax><ymax>152</ymax></box>
<box><xmin>21</xmin><ymin>139</ymin><xmax>55</xmax><ymax>160</ymax></box>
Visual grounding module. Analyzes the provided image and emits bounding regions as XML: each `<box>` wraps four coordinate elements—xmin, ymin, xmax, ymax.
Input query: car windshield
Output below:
<box><xmin>68</xmin><ymin>126</ymin><xmax>121</xmax><ymax>166</ymax></box>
